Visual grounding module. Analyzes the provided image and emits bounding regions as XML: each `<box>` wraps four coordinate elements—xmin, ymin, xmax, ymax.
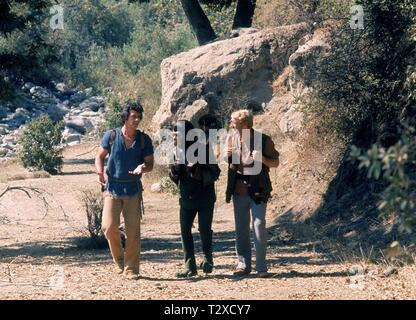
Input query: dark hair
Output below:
<box><xmin>173</xmin><ymin>120</ymin><xmax>195</xmax><ymax>151</ymax></box>
<box><xmin>198</xmin><ymin>114</ymin><xmax>221</xmax><ymax>131</ymax></box>
<box><xmin>120</xmin><ymin>100</ymin><xmax>144</xmax><ymax>124</ymax></box>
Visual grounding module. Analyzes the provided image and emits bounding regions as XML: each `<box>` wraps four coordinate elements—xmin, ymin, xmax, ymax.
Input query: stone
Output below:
<box><xmin>65</xmin><ymin>117</ymin><xmax>93</xmax><ymax>134</ymax></box>
<box><xmin>30</xmin><ymin>86</ymin><xmax>54</xmax><ymax>102</ymax></box>
<box><xmin>23</xmin><ymin>82</ymin><xmax>35</xmax><ymax>91</ymax></box>
<box><xmin>151</xmin><ymin>183</ymin><xmax>162</xmax><ymax>193</ymax></box>
<box><xmin>0</xmin><ymin>147</ymin><xmax>8</xmax><ymax>157</ymax></box>
<box><xmin>47</xmin><ymin>103</ymin><xmax>70</xmax><ymax>121</ymax></box>
<box><xmin>175</xmin><ymin>99</ymin><xmax>209</xmax><ymax>127</ymax></box>
<box><xmin>152</xmin><ymin>23</ymin><xmax>310</xmax><ymax>128</ymax></box>
<box><xmin>64</xmin><ymin>133</ymin><xmax>83</xmax><ymax>144</ymax></box>
<box><xmin>2</xmin><ymin>135</ymin><xmax>16</xmax><ymax>144</ymax></box>
<box><xmin>79</xmin><ymin>96</ymin><xmax>105</xmax><ymax>112</ymax></box>
<box><xmin>382</xmin><ymin>266</ymin><xmax>398</xmax><ymax>277</ymax></box>
<box><xmin>288</xmin><ymin>28</ymin><xmax>331</xmax><ymax>97</ymax></box>
<box><xmin>55</xmin><ymin>82</ymin><xmax>71</xmax><ymax>94</ymax></box>
<box><xmin>279</xmin><ymin>105</ymin><xmax>303</xmax><ymax>133</ymax></box>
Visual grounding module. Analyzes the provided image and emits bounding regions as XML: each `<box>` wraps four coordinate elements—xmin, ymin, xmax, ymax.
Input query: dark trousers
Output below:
<box><xmin>179</xmin><ymin>199</ymin><xmax>215</xmax><ymax>270</ymax></box>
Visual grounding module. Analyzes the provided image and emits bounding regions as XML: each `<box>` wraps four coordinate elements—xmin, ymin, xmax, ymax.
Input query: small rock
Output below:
<box><xmin>30</xmin><ymin>86</ymin><xmax>53</xmax><ymax>101</ymax></box>
<box><xmin>79</xmin><ymin>110</ymin><xmax>99</xmax><ymax>118</ymax></box>
<box><xmin>348</xmin><ymin>265</ymin><xmax>365</xmax><ymax>275</ymax></box>
<box><xmin>67</xmin><ymin>140</ymin><xmax>81</xmax><ymax>147</ymax></box>
<box><xmin>151</xmin><ymin>183</ymin><xmax>162</xmax><ymax>193</ymax></box>
<box><xmin>22</xmin><ymin>82</ymin><xmax>35</xmax><ymax>91</ymax></box>
<box><xmin>2</xmin><ymin>135</ymin><xmax>16</xmax><ymax>144</ymax></box>
<box><xmin>0</xmin><ymin>147</ymin><xmax>8</xmax><ymax>157</ymax></box>
<box><xmin>55</xmin><ymin>83</ymin><xmax>71</xmax><ymax>94</ymax></box>
<box><xmin>84</xmin><ymin>88</ymin><xmax>93</xmax><ymax>97</ymax></box>
<box><xmin>63</xmin><ymin>134</ymin><xmax>82</xmax><ymax>144</ymax></box>
<box><xmin>382</xmin><ymin>266</ymin><xmax>398</xmax><ymax>277</ymax></box>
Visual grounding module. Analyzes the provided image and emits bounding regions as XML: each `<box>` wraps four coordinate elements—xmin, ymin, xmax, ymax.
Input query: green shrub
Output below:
<box><xmin>350</xmin><ymin>124</ymin><xmax>416</xmax><ymax>234</ymax></box>
<box><xmin>312</xmin><ymin>0</ymin><xmax>416</xmax><ymax>235</ymax></box>
<box><xmin>160</xmin><ymin>176</ymin><xmax>179</xmax><ymax>194</ymax></box>
<box><xmin>99</xmin><ymin>99</ymin><xmax>123</xmax><ymax>135</ymax></box>
<box><xmin>18</xmin><ymin>115</ymin><xmax>64</xmax><ymax>174</ymax></box>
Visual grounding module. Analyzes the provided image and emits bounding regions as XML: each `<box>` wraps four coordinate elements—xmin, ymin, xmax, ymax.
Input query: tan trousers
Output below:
<box><xmin>101</xmin><ymin>192</ymin><xmax>142</xmax><ymax>275</ymax></box>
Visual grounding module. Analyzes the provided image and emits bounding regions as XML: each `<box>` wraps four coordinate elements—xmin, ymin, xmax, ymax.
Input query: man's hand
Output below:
<box><xmin>97</xmin><ymin>172</ymin><xmax>106</xmax><ymax>185</ymax></box>
<box><xmin>129</xmin><ymin>164</ymin><xmax>144</xmax><ymax>175</ymax></box>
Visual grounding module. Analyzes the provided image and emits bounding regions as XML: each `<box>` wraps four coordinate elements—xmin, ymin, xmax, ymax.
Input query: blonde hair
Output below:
<box><xmin>231</xmin><ymin>109</ymin><xmax>253</xmax><ymax>128</ymax></box>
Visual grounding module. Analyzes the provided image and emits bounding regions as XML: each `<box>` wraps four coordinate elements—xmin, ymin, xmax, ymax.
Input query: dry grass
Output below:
<box><xmin>0</xmin><ymin>160</ymin><xmax>51</xmax><ymax>183</ymax></box>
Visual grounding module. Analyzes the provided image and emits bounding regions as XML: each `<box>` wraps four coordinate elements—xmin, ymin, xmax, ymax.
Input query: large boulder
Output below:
<box><xmin>65</xmin><ymin>117</ymin><xmax>93</xmax><ymax>134</ymax></box>
<box><xmin>47</xmin><ymin>103</ymin><xmax>70</xmax><ymax>121</ymax></box>
<box><xmin>78</xmin><ymin>96</ymin><xmax>105</xmax><ymax>112</ymax></box>
<box><xmin>152</xmin><ymin>23</ymin><xmax>310</xmax><ymax>128</ymax></box>
<box><xmin>288</xmin><ymin>28</ymin><xmax>331</xmax><ymax>97</ymax></box>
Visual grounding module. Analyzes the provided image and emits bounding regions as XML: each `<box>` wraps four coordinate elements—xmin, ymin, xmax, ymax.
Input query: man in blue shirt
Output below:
<box><xmin>95</xmin><ymin>101</ymin><xmax>154</xmax><ymax>280</ymax></box>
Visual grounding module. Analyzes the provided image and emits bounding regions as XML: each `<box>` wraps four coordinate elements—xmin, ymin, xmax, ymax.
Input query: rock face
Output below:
<box><xmin>152</xmin><ymin>23</ymin><xmax>311</xmax><ymax>128</ymax></box>
<box><xmin>152</xmin><ymin>24</ymin><xmax>338</xmax><ymax>221</ymax></box>
<box><xmin>288</xmin><ymin>28</ymin><xmax>331</xmax><ymax>98</ymax></box>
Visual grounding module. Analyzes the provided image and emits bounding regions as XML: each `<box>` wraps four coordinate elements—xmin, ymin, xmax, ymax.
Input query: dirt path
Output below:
<box><xmin>0</xmin><ymin>143</ymin><xmax>415</xmax><ymax>300</ymax></box>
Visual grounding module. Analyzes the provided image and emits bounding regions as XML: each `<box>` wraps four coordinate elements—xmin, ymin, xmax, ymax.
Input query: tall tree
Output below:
<box><xmin>179</xmin><ymin>0</ymin><xmax>257</xmax><ymax>45</ymax></box>
<box><xmin>0</xmin><ymin>0</ymin><xmax>51</xmax><ymax>36</ymax></box>
<box><xmin>232</xmin><ymin>0</ymin><xmax>256</xmax><ymax>29</ymax></box>
<box><xmin>179</xmin><ymin>0</ymin><xmax>217</xmax><ymax>45</ymax></box>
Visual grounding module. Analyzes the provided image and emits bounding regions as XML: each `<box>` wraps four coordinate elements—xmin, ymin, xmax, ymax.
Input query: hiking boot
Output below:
<box><xmin>176</xmin><ymin>269</ymin><xmax>197</xmax><ymax>278</ymax></box>
<box><xmin>233</xmin><ymin>268</ymin><xmax>251</xmax><ymax>276</ymax></box>
<box><xmin>115</xmin><ymin>260</ymin><xmax>124</xmax><ymax>274</ymax></box>
<box><xmin>255</xmin><ymin>271</ymin><xmax>270</xmax><ymax>278</ymax></box>
<box><xmin>200</xmin><ymin>260</ymin><xmax>213</xmax><ymax>274</ymax></box>
<box><xmin>123</xmin><ymin>271</ymin><xmax>140</xmax><ymax>280</ymax></box>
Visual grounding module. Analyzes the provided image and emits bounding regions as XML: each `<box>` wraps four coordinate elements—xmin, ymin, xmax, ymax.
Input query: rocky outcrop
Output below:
<box><xmin>0</xmin><ymin>82</ymin><xmax>106</xmax><ymax>161</ymax></box>
<box><xmin>152</xmin><ymin>23</ymin><xmax>311</xmax><ymax>128</ymax></box>
<box><xmin>152</xmin><ymin>24</ymin><xmax>338</xmax><ymax>220</ymax></box>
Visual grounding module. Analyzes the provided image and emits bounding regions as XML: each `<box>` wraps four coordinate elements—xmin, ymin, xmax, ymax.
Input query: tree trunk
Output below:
<box><xmin>232</xmin><ymin>0</ymin><xmax>256</xmax><ymax>29</ymax></box>
<box><xmin>179</xmin><ymin>0</ymin><xmax>217</xmax><ymax>45</ymax></box>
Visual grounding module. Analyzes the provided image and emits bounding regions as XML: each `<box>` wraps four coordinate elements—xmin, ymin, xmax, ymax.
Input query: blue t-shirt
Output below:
<box><xmin>101</xmin><ymin>128</ymin><xmax>153</xmax><ymax>196</ymax></box>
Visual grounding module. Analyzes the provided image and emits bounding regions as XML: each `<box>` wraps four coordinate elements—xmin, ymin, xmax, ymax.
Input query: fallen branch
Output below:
<box><xmin>0</xmin><ymin>185</ymin><xmax>70</xmax><ymax>223</ymax></box>
<box><xmin>0</xmin><ymin>186</ymin><xmax>43</xmax><ymax>200</ymax></box>
<box><xmin>75</xmin><ymin>145</ymin><xmax>98</xmax><ymax>157</ymax></box>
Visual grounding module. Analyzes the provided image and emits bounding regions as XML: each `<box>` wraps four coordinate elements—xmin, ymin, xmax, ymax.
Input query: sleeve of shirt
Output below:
<box><xmin>264</xmin><ymin>136</ymin><xmax>279</xmax><ymax>160</ymax></box>
<box><xmin>143</xmin><ymin>133</ymin><xmax>154</xmax><ymax>158</ymax></box>
<box><xmin>101</xmin><ymin>130</ymin><xmax>112</xmax><ymax>151</ymax></box>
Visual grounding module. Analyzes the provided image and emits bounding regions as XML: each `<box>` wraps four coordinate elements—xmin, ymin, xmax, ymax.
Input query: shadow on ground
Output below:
<box><xmin>0</xmin><ymin>222</ymin><xmax>340</xmax><ymax>280</ymax></box>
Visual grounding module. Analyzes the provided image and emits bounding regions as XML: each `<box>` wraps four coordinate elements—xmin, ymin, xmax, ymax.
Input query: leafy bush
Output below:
<box><xmin>302</xmin><ymin>0</ymin><xmax>415</xmax><ymax>140</ymax></box>
<box><xmin>306</xmin><ymin>0</ymin><xmax>416</xmax><ymax>234</ymax></box>
<box><xmin>18</xmin><ymin>115</ymin><xmax>63</xmax><ymax>174</ymax></box>
<box><xmin>160</xmin><ymin>176</ymin><xmax>179</xmax><ymax>194</ymax></box>
<box><xmin>350</xmin><ymin>124</ymin><xmax>416</xmax><ymax>234</ymax></box>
